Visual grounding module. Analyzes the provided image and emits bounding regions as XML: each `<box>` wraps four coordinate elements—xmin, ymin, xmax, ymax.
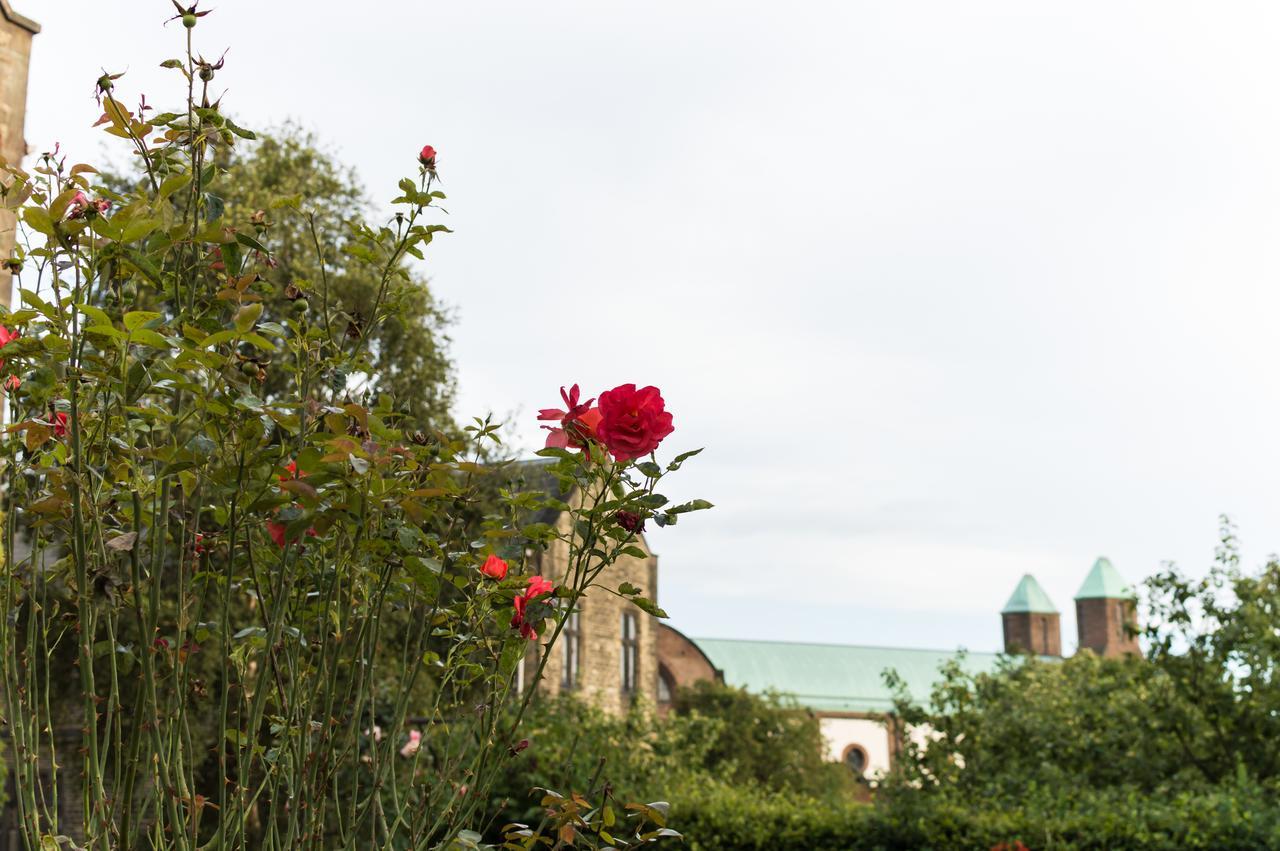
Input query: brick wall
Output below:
<box><xmin>655</xmin><ymin>622</ymin><xmax>719</xmax><ymax>698</ymax></box>
<box><xmin>1075</xmin><ymin>597</ymin><xmax>1140</xmax><ymax>657</ymax></box>
<box><xmin>1001</xmin><ymin>611</ymin><xmax>1062</xmax><ymax>656</ymax></box>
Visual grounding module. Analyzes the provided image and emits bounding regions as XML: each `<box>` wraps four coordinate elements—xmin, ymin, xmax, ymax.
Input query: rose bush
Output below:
<box><xmin>0</xmin><ymin>8</ymin><xmax>707</xmax><ymax>850</ymax></box>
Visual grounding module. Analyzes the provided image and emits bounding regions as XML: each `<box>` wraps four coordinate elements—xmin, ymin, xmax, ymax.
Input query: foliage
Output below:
<box><xmin>668</xmin><ymin>778</ymin><xmax>1280</xmax><ymax>851</ymax></box>
<box><xmin>99</xmin><ymin>123</ymin><xmax>456</xmax><ymax>434</ymax></box>
<box><xmin>669</xmin><ymin>681</ymin><xmax>852</xmax><ymax>798</ymax></box>
<box><xmin>488</xmin><ymin>687</ymin><xmax>852</xmax><ymax>847</ymax></box>
<box><xmin>1141</xmin><ymin>517</ymin><xmax>1280</xmax><ymax>785</ymax></box>
<box><xmin>0</xmin><ymin>9</ymin><xmax>705</xmax><ymax>851</ymax></box>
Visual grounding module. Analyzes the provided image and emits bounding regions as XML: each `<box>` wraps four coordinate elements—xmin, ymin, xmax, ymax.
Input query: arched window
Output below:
<box><xmin>657</xmin><ymin>664</ymin><xmax>675</xmax><ymax>705</ymax></box>
<box><xmin>561</xmin><ymin>607</ymin><xmax>582</xmax><ymax>690</ymax></box>
<box><xmin>842</xmin><ymin>744</ymin><xmax>868</xmax><ymax>777</ymax></box>
<box><xmin>620</xmin><ymin>612</ymin><xmax>639</xmax><ymax>695</ymax></box>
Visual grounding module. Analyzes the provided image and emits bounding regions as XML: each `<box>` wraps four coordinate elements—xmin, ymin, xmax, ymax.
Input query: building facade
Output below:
<box><xmin>0</xmin><ymin>0</ymin><xmax>38</xmax><ymax>311</ymax></box>
<box><xmin>516</xmin><ymin>463</ymin><xmax>662</xmax><ymax>714</ymax></box>
<box><xmin>653</xmin><ymin>556</ymin><xmax>1142</xmax><ymax>783</ymax></box>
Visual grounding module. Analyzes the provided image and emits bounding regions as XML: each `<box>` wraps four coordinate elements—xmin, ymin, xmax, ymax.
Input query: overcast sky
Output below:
<box><xmin>21</xmin><ymin>1</ymin><xmax>1280</xmax><ymax>652</ymax></box>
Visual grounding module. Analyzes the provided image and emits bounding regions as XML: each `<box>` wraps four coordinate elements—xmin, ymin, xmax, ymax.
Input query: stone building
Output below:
<box><xmin>654</xmin><ymin>556</ymin><xmax>1142</xmax><ymax>782</ymax></box>
<box><xmin>515</xmin><ymin>461</ymin><xmax>662</xmax><ymax>714</ymax></box>
<box><xmin>0</xmin><ymin>0</ymin><xmax>38</xmax><ymax>310</ymax></box>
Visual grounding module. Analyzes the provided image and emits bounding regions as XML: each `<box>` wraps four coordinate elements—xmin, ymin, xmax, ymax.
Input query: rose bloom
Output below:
<box><xmin>0</xmin><ymin>325</ymin><xmax>20</xmax><ymax>389</ymax></box>
<box><xmin>400</xmin><ymin>729</ymin><xmax>422</xmax><ymax>758</ymax></box>
<box><xmin>52</xmin><ymin>411</ymin><xmax>69</xmax><ymax>438</ymax></box>
<box><xmin>596</xmin><ymin>384</ymin><xmax>675</xmax><ymax>461</ymax></box>
<box><xmin>418</xmin><ymin>145</ymin><xmax>437</xmax><ymax>166</ymax></box>
<box><xmin>511</xmin><ymin>575</ymin><xmax>555</xmax><ymax>640</ymax></box>
<box><xmin>614</xmin><ymin>510</ymin><xmax>645</xmax><ymax>534</ymax></box>
<box><xmin>480</xmin><ymin>553</ymin><xmax>508</xmax><ymax>580</ymax></box>
<box><xmin>538</xmin><ymin>384</ymin><xmax>602</xmax><ymax>451</ymax></box>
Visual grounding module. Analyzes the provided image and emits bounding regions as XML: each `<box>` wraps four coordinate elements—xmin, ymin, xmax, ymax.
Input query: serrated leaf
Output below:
<box><xmin>631</xmin><ymin>597</ymin><xmax>668</xmax><ymax>619</ymax></box>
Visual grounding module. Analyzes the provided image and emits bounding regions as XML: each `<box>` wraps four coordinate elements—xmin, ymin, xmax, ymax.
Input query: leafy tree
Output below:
<box><xmin>103</xmin><ymin>122</ymin><xmax>456</xmax><ymax>432</ymax></box>
<box><xmin>671</xmin><ymin>681</ymin><xmax>852</xmax><ymax>798</ymax></box>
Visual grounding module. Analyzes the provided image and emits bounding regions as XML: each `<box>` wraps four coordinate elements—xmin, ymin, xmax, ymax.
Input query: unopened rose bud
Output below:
<box><xmin>418</xmin><ymin>145</ymin><xmax>438</xmax><ymax>168</ymax></box>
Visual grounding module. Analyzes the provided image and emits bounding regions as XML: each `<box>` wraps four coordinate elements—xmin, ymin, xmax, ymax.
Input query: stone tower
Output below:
<box><xmin>0</xmin><ymin>0</ymin><xmax>39</xmax><ymax>310</ymax></box>
<box><xmin>1074</xmin><ymin>556</ymin><xmax>1139</xmax><ymax>657</ymax></box>
<box><xmin>1001</xmin><ymin>574</ymin><xmax>1061</xmax><ymax>656</ymax></box>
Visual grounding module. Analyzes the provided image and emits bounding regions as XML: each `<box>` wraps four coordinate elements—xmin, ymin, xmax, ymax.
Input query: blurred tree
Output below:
<box><xmin>105</xmin><ymin>123</ymin><xmax>456</xmax><ymax>432</ymax></box>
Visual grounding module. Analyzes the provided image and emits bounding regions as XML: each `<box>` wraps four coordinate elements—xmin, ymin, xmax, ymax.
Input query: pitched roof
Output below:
<box><xmin>1001</xmin><ymin>574</ymin><xmax>1058</xmax><ymax>614</ymax></box>
<box><xmin>0</xmin><ymin>0</ymin><xmax>39</xmax><ymax>34</ymax></box>
<box><xmin>691</xmin><ymin>637</ymin><xmax>1005</xmax><ymax>714</ymax></box>
<box><xmin>1075</xmin><ymin>556</ymin><xmax>1135</xmax><ymax>600</ymax></box>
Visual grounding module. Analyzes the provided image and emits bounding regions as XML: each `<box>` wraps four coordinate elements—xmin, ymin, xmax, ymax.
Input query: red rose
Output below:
<box><xmin>53</xmin><ymin>411</ymin><xmax>69</xmax><ymax>438</ymax></box>
<box><xmin>480</xmin><ymin>553</ymin><xmax>508</xmax><ymax>580</ymax></box>
<box><xmin>511</xmin><ymin>575</ymin><xmax>555</xmax><ymax>640</ymax></box>
<box><xmin>0</xmin><ymin>325</ymin><xmax>20</xmax><ymax>390</ymax></box>
<box><xmin>615</xmin><ymin>510</ymin><xmax>645</xmax><ymax>534</ymax></box>
<box><xmin>596</xmin><ymin>384</ymin><xmax>674</xmax><ymax>461</ymax></box>
<box><xmin>267</xmin><ymin>520</ymin><xmax>288</xmax><ymax>548</ymax></box>
<box><xmin>539</xmin><ymin>384</ymin><xmax>602</xmax><ymax>451</ymax></box>
<box><xmin>418</xmin><ymin>145</ymin><xmax>437</xmax><ymax>167</ymax></box>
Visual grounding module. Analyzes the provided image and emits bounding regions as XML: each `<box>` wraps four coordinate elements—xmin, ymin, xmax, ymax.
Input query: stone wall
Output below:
<box><xmin>0</xmin><ymin>2</ymin><xmax>38</xmax><ymax>311</ymax></box>
<box><xmin>532</xmin><ymin>504</ymin><xmax>660</xmax><ymax>715</ymax></box>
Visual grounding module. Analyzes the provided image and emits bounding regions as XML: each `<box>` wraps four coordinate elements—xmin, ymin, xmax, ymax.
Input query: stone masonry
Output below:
<box><xmin>0</xmin><ymin>1</ymin><xmax>38</xmax><ymax>310</ymax></box>
<box><xmin>533</xmin><ymin>497</ymin><xmax>660</xmax><ymax>715</ymax></box>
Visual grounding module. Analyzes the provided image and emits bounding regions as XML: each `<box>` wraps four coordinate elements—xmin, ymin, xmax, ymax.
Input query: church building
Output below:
<box><xmin>654</xmin><ymin>556</ymin><xmax>1141</xmax><ymax>781</ymax></box>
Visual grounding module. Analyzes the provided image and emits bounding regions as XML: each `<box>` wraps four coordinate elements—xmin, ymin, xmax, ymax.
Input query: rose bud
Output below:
<box><xmin>615</xmin><ymin>510</ymin><xmax>645</xmax><ymax>534</ymax></box>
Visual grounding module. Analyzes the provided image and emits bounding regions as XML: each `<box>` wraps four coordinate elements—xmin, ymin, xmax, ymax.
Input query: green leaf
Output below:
<box><xmin>242</xmin><ymin>332</ymin><xmax>277</xmax><ymax>352</ymax></box>
<box><xmin>123</xmin><ymin>310</ymin><xmax>162</xmax><ymax>331</ymax></box>
<box><xmin>234</xmin><ymin>302</ymin><xmax>263</xmax><ymax>332</ymax></box>
<box><xmin>234</xmin><ymin>232</ymin><xmax>268</xmax><ymax>252</ymax></box>
<box><xmin>76</xmin><ymin>303</ymin><xmax>112</xmax><ymax>328</ymax></box>
<box><xmin>635</xmin><ymin>461</ymin><xmax>662</xmax><ymax>478</ymax></box>
<box><xmin>130</xmin><ymin>329</ymin><xmax>171</xmax><ymax>349</ymax></box>
<box><xmin>631</xmin><ymin>597</ymin><xmax>668</xmax><ymax>619</ymax></box>
<box><xmin>201</xmin><ymin>329</ymin><xmax>237</xmax><ymax>348</ymax></box>
<box><xmin>225</xmin><ymin>118</ymin><xmax>257</xmax><ymax>139</ymax></box>
<box><xmin>85</xmin><ymin>325</ymin><xmax>128</xmax><ymax>341</ymax></box>
<box><xmin>668</xmin><ymin>447</ymin><xmax>703</xmax><ymax>471</ymax></box>
<box><xmin>158</xmin><ymin>171</ymin><xmax>192</xmax><ymax>200</ymax></box>
<box><xmin>668</xmin><ymin>499</ymin><xmax>714</xmax><ymax>515</ymax></box>
<box><xmin>22</xmin><ymin>207</ymin><xmax>56</xmax><ymax>237</ymax></box>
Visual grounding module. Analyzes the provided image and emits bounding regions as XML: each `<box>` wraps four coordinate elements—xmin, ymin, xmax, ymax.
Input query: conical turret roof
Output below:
<box><xmin>1001</xmin><ymin>574</ymin><xmax>1058</xmax><ymax>614</ymax></box>
<box><xmin>1074</xmin><ymin>556</ymin><xmax>1135</xmax><ymax>600</ymax></box>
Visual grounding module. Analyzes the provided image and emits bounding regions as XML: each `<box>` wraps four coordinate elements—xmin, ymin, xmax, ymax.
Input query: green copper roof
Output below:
<box><xmin>692</xmin><ymin>638</ymin><xmax>1005</xmax><ymax>714</ymax></box>
<box><xmin>1075</xmin><ymin>557</ymin><xmax>1135</xmax><ymax>600</ymax></box>
<box><xmin>1001</xmin><ymin>574</ymin><xmax>1058</xmax><ymax>614</ymax></box>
